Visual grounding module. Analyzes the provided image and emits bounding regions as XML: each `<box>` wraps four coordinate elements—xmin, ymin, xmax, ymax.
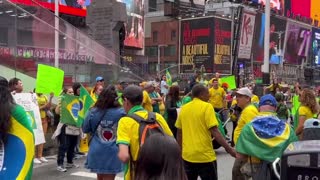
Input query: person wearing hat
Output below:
<box><xmin>232</xmin><ymin>87</ymin><xmax>259</xmax><ymax>180</ymax></box>
<box><xmin>117</xmin><ymin>85</ymin><xmax>173</xmax><ymax>180</ymax></box>
<box><xmin>235</xmin><ymin>94</ymin><xmax>297</xmax><ymax>179</ymax></box>
<box><xmin>90</xmin><ymin>76</ymin><xmax>105</xmax><ymax>102</ymax></box>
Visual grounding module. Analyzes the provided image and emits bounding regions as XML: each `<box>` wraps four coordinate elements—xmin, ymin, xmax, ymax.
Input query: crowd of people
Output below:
<box><xmin>1</xmin><ymin>72</ymin><xmax>320</xmax><ymax>180</ymax></box>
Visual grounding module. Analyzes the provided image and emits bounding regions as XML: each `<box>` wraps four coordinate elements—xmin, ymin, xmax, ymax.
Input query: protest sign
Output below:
<box><xmin>36</xmin><ymin>64</ymin><xmax>64</xmax><ymax>96</ymax></box>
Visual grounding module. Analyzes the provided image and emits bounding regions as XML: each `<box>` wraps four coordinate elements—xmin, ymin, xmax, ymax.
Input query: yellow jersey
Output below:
<box><xmin>142</xmin><ymin>90</ymin><xmax>153</xmax><ymax>112</ymax></box>
<box><xmin>117</xmin><ymin>109</ymin><xmax>172</xmax><ymax>180</ymax></box>
<box><xmin>233</xmin><ymin>104</ymin><xmax>259</xmax><ymax>144</ymax></box>
<box><xmin>175</xmin><ymin>98</ymin><xmax>219</xmax><ymax>163</ymax></box>
<box><xmin>209</xmin><ymin>87</ymin><xmax>226</xmax><ymax>109</ymax></box>
<box><xmin>298</xmin><ymin>106</ymin><xmax>313</xmax><ymax>120</ymax></box>
<box><xmin>36</xmin><ymin>94</ymin><xmax>48</xmax><ymax>119</ymax></box>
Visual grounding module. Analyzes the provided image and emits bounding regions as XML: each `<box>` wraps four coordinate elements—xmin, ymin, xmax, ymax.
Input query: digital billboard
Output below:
<box><xmin>117</xmin><ymin>0</ymin><xmax>145</xmax><ymax>49</ymax></box>
<box><xmin>213</xmin><ymin>18</ymin><xmax>232</xmax><ymax>74</ymax></box>
<box><xmin>179</xmin><ymin>17</ymin><xmax>232</xmax><ymax>74</ymax></box>
<box><xmin>238</xmin><ymin>10</ymin><xmax>256</xmax><ymax>60</ymax></box>
<box><xmin>251</xmin><ymin>0</ymin><xmax>285</xmax><ymax>10</ymax></box>
<box><xmin>180</xmin><ymin>17</ymin><xmax>215</xmax><ymax>73</ymax></box>
<box><xmin>284</xmin><ymin>21</ymin><xmax>312</xmax><ymax>65</ymax></box>
<box><xmin>312</xmin><ymin>28</ymin><xmax>320</xmax><ymax>65</ymax></box>
<box><xmin>252</xmin><ymin>13</ymin><xmax>287</xmax><ymax>64</ymax></box>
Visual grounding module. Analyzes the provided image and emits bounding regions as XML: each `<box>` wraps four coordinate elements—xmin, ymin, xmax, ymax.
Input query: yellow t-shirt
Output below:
<box><xmin>233</xmin><ymin>104</ymin><xmax>259</xmax><ymax>144</ymax></box>
<box><xmin>117</xmin><ymin>111</ymin><xmax>172</xmax><ymax>180</ymax></box>
<box><xmin>251</xmin><ymin>95</ymin><xmax>259</xmax><ymax>104</ymax></box>
<box><xmin>175</xmin><ymin>98</ymin><xmax>219</xmax><ymax>163</ymax></box>
<box><xmin>209</xmin><ymin>87</ymin><xmax>226</xmax><ymax>109</ymax></box>
<box><xmin>37</xmin><ymin>94</ymin><xmax>48</xmax><ymax>119</ymax></box>
<box><xmin>298</xmin><ymin>106</ymin><xmax>313</xmax><ymax>120</ymax></box>
<box><xmin>142</xmin><ymin>90</ymin><xmax>153</xmax><ymax>112</ymax></box>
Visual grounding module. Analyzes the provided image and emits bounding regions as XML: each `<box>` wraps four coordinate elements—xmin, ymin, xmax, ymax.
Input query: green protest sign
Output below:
<box><xmin>35</xmin><ymin>64</ymin><xmax>64</xmax><ymax>96</ymax></box>
<box><xmin>220</xmin><ymin>75</ymin><xmax>237</xmax><ymax>90</ymax></box>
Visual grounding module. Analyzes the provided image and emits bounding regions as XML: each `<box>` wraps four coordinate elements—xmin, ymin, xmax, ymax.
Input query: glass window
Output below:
<box><xmin>145</xmin><ymin>46</ymin><xmax>158</xmax><ymax>57</ymax></box>
<box><xmin>171</xmin><ymin>30</ymin><xmax>176</xmax><ymax>41</ymax></box>
<box><xmin>164</xmin><ymin>45</ymin><xmax>176</xmax><ymax>56</ymax></box>
<box><xmin>153</xmin><ymin>31</ymin><xmax>158</xmax><ymax>43</ymax></box>
<box><xmin>148</xmin><ymin>0</ymin><xmax>157</xmax><ymax>12</ymax></box>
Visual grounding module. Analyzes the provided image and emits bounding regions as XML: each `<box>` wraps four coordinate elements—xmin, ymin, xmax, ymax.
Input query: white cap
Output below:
<box><xmin>236</xmin><ymin>87</ymin><xmax>253</xmax><ymax>98</ymax></box>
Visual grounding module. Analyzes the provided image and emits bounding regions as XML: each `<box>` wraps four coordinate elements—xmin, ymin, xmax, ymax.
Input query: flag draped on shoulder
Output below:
<box><xmin>61</xmin><ymin>94</ymin><xmax>81</xmax><ymax>127</ymax></box>
<box><xmin>236</xmin><ymin>115</ymin><xmax>297</xmax><ymax>162</ymax></box>
<box><xmin>78</xmin><ymin>86</ymin><xmax>95</xmax><ymax>124</ymax></box>
<box><xmin>166</xmin><ymin>69</ymin><xmax>172</xmax><ymax>86</ymax></box>
<box><xmin>0</xmin><ymin>105</ymin><xmax>35</xmax><ymax>180</ymax></box>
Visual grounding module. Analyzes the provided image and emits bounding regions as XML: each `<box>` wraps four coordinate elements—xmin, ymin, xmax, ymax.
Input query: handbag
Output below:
<box><xmin>65</xmin><ymin>125</ymin><xmax>81</xmax><ymax>136</ymax></box>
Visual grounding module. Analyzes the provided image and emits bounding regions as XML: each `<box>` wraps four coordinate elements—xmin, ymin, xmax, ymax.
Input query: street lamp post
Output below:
<box><xmin>54</xmin><ymin>0</ymin><xmax>59</xmax><ymax>68</ymax></box>
<box><xmin>157</xmin><ymin>44</ymin><xmax>167</xmax><ymax>79</ymax></box>
<box><xmin>262</xmin><ymin>0</ymin><xmax>270</xmax><ymax>84</ymax></box>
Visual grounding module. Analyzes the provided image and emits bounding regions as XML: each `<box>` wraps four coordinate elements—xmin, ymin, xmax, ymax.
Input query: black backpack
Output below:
<box><xmin>127</xmin><ymin>112</ymin><xmax>164</xmax><ymax>146</ymax></box>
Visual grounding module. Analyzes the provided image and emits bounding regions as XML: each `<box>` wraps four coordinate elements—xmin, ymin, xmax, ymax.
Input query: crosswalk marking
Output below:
<box><xmin>71</xmin><ymin>171</ymin><xmax>124</xmax><ymax>180</ymax></box>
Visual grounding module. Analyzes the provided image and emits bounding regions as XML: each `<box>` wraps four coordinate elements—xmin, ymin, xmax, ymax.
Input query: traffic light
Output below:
<box><xmin>119</xmin><ymin>25</ymin><xmax>126</xmax><ymax>66</ymax></box>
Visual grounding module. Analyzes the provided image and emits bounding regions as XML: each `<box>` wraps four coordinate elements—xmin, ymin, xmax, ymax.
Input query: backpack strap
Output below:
<box><xmin>127</xmin><ymin>112</ymin><xmax>157</xmax><ymax>124</ymax></box>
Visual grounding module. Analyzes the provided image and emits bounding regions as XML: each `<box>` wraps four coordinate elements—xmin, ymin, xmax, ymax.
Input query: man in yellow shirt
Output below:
<box><xmin>209</xmin><ymin>78</ymin><xmax>226</xmax><ymax>112</ymax></box>
<box><xmin>141</xmin><ymin>81</ymin><xmax>154</xmax><ymax>112</ymax></box>
<box><xmin>176</xmin><ymin>84</ymin><xmax>236</xmax><ymax>180</ymax></box>
<box><xmin>232</xmin><ymin>87</ymin><xmax>259</xmax><ymax>180</ymax></box>
<box><xmin>117</xmin><ymin>85</ymin><xmax>172</xmax><ymax>180</ymax></box>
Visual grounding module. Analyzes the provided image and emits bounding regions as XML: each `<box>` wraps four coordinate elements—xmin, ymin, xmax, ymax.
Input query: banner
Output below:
<box><xmin>180</xmin><ymin>17</ymin><xmax>215</xmax><ymax>73</ymax></box>
<box><xmin>311</xmin><ymin>28</ymin><xmax>320</xmax><ymax>65</ymax></box>
<box><xmin>61</xmin><ymin>94</ymin><xmax>81</xmax><ymax>127</ymax></box>
<box><xmin>238</xmin><ymin>11</ymin><xmax>256</xmax><ymax>60</ymax></box>
<box><xmin>13</xmin><ymin>93</ymin><xmax>45</xmax><ymax>145</ymax></box>
<box><xmin>36</xmin><ymin>64</ymin><xmax>64</xmax><ymax>96</ymax></box>
<box><xmin>220</xmin><ymin>75</ymin><xmax>236</xmax><ymax>90</ymax></box>
<box><xmin>213</xmin><ymin>18</ymin><xmax>232</xmax><ymax>74</ymax></box>
<box><xmin>284</xmin><ymin>21</ymin><xmax>312</xmax><ymax>65</ymax></box>
<box><xmin>252</xmin><ymin>13</ymin><xmax>287</xmax><ymax>64</ymax></box>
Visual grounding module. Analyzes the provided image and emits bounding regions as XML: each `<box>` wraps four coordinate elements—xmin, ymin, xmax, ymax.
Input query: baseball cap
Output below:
<box><xmin>304</xmin><ymin>118</ymin><xmax>320</xmax><ymax>129</ymax></box>
<box><xmin>236</xmin><ymin>87</ymin><xmax>252</xmax><ymax>98</ymax></box>
<box><xmin>259</xmin><ymin>94</ymin><xmax>277</xmax><ymax>107</ymax></box>
<box><xmin>96</xmin><ymin>76</ymin><xmax>104</xmax><ymax>82</ymax></box>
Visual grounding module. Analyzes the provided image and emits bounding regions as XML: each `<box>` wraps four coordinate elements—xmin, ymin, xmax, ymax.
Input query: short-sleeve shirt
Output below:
<box><xmin>233</xmin><ymin>104</ymin><xmax>259</xmax><ymax>144</ymax></box>
<box><xmin>175</xmin><ymin>98</ymin><xmax>219</xmax><ymax>163</ymax></box>
<box><xmin>142</xmin><ymin>90</ymin><xmax>153</xmax><ymax>112</ymax></box>
<box><xmin>116</xmin><ymin>111</ymin><xmax>172</xmax><ymax>180</ymax></box>
<box><xmin>160</xmin><ymin>80</ymin><xmax>168</xmax><ymax>95</ymax></box>
<box><xmin>298</xmin><ymin>106</ymin><xmax>313</xmax><ymax>120</ymax></box>
<box><xmin>209</xmin><ymin>87</ymin><xmax>226</xmax><ymax>109</ymax></box>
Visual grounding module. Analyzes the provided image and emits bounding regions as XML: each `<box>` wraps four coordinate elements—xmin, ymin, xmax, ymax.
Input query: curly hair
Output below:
<box><xmin>300</xmin><ymin>88</ymin><xmax>319</xmax><ymax>114</ymax></box>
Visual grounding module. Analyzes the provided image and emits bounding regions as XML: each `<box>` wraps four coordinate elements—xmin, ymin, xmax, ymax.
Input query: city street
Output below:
<box><xmin>32</xmin><ymin>148</ymin><xmax>234</xmax><ymax>180</ymax></box>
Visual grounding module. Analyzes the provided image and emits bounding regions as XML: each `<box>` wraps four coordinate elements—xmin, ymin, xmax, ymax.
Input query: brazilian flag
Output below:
<box><xmin>78</xmin><ymin>86</ymin><xmax>95</xmax><ymax>124</ymax></box>
<box><xmin>0</xmin><ymin>105</ymin><xmax>35</xmax><ymax>179</ymax></box>
<box><xmin>61</xmin><ymin>94</ymin><xmax>81</xmax><ymax>127</ymax></box>
<box><xmin>236</xmin><ymin>115</ymin><xmax>297</xmax><ymax>162</ymax></box>
<box><xmin>166</xmin><ymin>69</ymin><xmax>172</xmax><ymax>86</ymax></box>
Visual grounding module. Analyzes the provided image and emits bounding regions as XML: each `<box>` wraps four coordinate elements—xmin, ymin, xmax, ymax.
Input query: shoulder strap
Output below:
<box><xmin>128</xmin><ymin>112</ymin><xmax>156</xmax><ymax>124</ymax></box>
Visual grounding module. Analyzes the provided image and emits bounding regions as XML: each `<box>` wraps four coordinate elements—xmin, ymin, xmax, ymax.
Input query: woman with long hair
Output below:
<box><xmin>165</xmin><ymin>85</ymin><xmax>181</xmax><ymax>138</ymax></box>
<box><xmin>83</xmin><ymin>85</ymin><xmax>126</xmax><ymax>180</ymax></box>
<box><xmin>53</xmin><ymin>86</ymin><xmax>81</xmax><ymax>172</ymax></box>
<box><xmin>134</xmin><ymin>134</ymin><xmax>187</xmax><ymax>180</ymax></box>
<box><xmin>0</xmin><ymin>76</ymin><xmax>34</xmax><ymax>179</ymax></box>
<box><xmin>295</xmin><ymin>88</ymin><xmax>320</xmax><ymax>138</ymax></box>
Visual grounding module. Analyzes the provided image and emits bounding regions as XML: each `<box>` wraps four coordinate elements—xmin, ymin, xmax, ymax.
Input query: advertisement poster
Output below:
<box><xmin>13</xmin><ymin>93</ymin><xmax>45</xmax><ymax>145</ymax></box>
<box><xmin>118</xmin><ymin>0</ymin><xmax>145</xmax><ymax>49</ymax></box>
<box><xmin>284</xmin><ymin>21</ymin><xmax>312</xmax><ymax>65</ymax></box>
<box><xmin>252</xmin><ymin>13</ymin><xmax>287</xmax><ymax>64</ymax></box>
<box><xmin>311</xmin><ymin>28</ymin><xmax>320</xmax><ymax>65</ymax></box>
<box><xmin>238</xmin><ymin>11</ymin><xmax>256</xmax><ymax>60</ymax></box>
<box><xmin>180</xmin><ymin>17</ymin><xmax>215</xmax><ymax>73</ymax></box>
<box><xmin>213</xmin><ymin>18</ymin><xmax>232</xmax><ymax>74</ymax></box>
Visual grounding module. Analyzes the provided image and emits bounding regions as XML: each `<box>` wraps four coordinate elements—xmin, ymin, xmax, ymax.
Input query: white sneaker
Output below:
<box><xmin>34</xmin><ymin>158</ymin><xmax>42</xmax><ymax>164</ymax></box>
<box><xmin>39</xmin><ymin>157</ymin><xmax>48</xmax><ymax>163</ymax></box>
<box><xmin>65</xmin><ymin>163</ymin><xmax>80</xmax><ymax>168</ymax></box>
<box><xmin>57</xmin><ymin>166</ymin><xmax>67</xmax><ymax>172</ymax></box>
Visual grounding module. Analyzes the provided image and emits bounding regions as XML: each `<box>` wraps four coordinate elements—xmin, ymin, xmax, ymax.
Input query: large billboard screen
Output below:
<box><xmin>179</xmin><ymin>17</ymin><xmax>232</xmax><ymax>74</ymax></box>
<box><xmin>252</xmin><ymin>13</ymin><xmax>287</xmax><ymax>64</ymax></box>
<box><xmin>283</xmin><ymin>21</ymin><xmax>312</xmax><ymax>65</ymax></box>
<box><xmin>117</xmin><ymin>0</ymin><xmax>145</xmax><ymax>49</ymax></box>
<box><xmin>238</xmin><ymin>11</ymin><xmax>256</xmax><ymax>60</ymax></box>
<box><xmin>312</xmin><ymin>28</ymin><xmax>320</xmax><ymax>65</ymax></box>
<box><xmin>180</xmin><ymin>17</ymin><xmax>215</xmax><ymax>73</ymax></box>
